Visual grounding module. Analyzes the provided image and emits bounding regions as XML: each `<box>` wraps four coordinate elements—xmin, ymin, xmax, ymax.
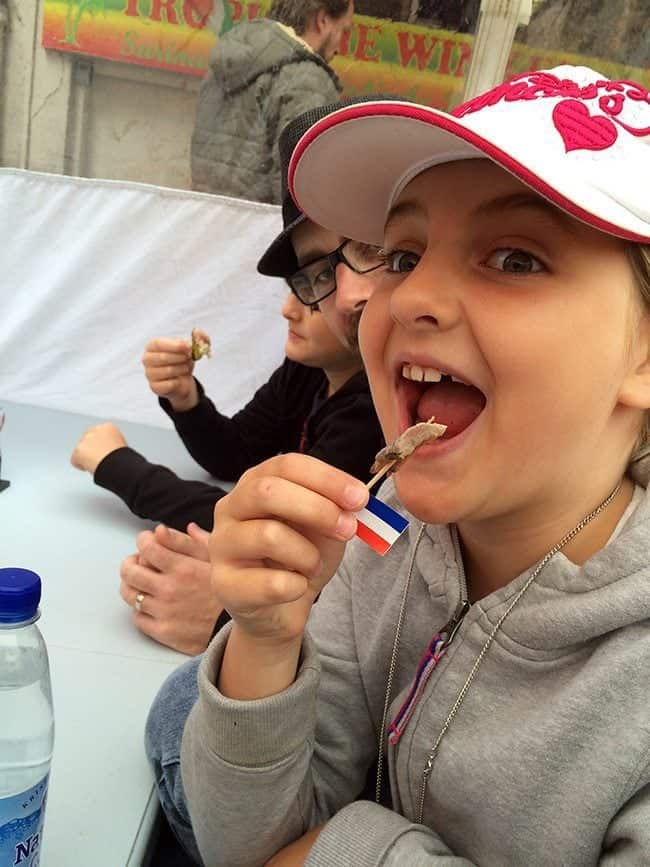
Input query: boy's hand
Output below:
<box><xmin>211</xmin><ymin>453</ymin><xmax>368</xmax><ymax>642</ymax></box>
<box><xmin>71</xmin><ymin>422</ymin><xmax>128</xmax><ymax>474</ymax></box>
<box><xmin>142</xmin><ymin>337</ymin><xmax>199</xmax><ymax>412</ymax></box>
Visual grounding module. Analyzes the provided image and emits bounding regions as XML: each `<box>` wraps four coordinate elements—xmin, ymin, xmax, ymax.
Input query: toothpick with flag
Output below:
<box><xmin>354</xmin><ymin>457</ymin><xmax>408</xmax><ymax>556</ymax></box>
<box><xmin>355</xmin><ymin>494</ymin><xmax>409</xmax><ymax>556</ymax></box>
<box><xmin>353</xmin><ymin>417</ymin><xmax>446</xmax><ymax>556</ymax></box>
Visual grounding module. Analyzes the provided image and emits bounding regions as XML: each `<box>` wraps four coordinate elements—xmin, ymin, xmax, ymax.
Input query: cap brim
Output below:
<box><xmin>256</xmin><ymin>213</ymin><xmax>304</xmax><ymax>277</ymax></box>
<box><xmin>289</xmin><ymin>101</ymin><xmax>650</xmax><ymax>245</ymax></box>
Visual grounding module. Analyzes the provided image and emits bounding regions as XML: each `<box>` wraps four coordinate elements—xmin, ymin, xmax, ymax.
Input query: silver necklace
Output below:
<box><xmin>374</xmin><ymin>481</ymin><xmax>623</xmax><ymax>824</ymax></box>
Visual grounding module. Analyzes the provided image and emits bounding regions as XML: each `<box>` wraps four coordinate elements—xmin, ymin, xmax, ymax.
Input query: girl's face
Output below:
<box><xmin>282</xmin><ymin>291</ymin><xmax>358</xmax><ymax>372</ymax></box>
<box><xmin>360</xmin><ymin>160</ymin><xmax>648</xmax><ymax>527</ymax></box>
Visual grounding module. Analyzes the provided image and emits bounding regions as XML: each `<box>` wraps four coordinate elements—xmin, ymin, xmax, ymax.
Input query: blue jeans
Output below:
<box><xmin>145</xmin><ymin>655</ymin><xmax>204</xmax><ymax>865</ymax></box>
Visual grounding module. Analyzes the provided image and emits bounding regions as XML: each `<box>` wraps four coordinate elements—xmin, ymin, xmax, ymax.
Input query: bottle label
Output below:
<box><xmin>0</xmin><ymin>775</ymin><xmax>48</xmax><ymax>866</ymax></box>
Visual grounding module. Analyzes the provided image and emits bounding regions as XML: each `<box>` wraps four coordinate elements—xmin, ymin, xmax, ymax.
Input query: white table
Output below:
<box><xmin>0</xmin><ymin>400</ymin><xmax>217</xmax><ymax>866</ymax></box>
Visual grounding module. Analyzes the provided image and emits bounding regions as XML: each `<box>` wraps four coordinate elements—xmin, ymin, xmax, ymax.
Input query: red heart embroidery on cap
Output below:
<box><xmin>552</xmin><ymin>100</ymin><xmax>618</xmax><ymax>152</ymax></box>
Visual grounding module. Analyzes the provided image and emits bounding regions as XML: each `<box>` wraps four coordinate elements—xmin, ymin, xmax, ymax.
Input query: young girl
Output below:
<box><xmin>180</xmin><ymin>65</ymin><xmax>650</xmax><ymax>865</ymax></box>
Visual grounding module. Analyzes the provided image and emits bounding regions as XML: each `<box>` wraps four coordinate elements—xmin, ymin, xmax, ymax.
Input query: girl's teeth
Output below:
<box><xmin>402</xmin><ymin>363</ymin><xmax>443</xmax><ymax>382</ymax></box>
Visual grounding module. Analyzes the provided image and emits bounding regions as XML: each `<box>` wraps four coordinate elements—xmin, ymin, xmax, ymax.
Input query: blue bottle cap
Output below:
<box><xmin>0</xmin><ymin>568</ymin><xmax>42</xmax><ymax>624</ymax></box>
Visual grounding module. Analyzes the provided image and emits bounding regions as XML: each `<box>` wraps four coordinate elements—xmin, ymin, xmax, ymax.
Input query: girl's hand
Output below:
<box><xmin>209</xmin><ymin>454</ymin><xmax>368</xmax><ymax>698</ymax></box>
<box><xmin>142</xmin><ymin>337</ymin><xmax>198</xmax><ymax>412</ymax></box>
<box><xmin>210</xmin><ymin>453</ymin><xmax>368</xmax><ymax>644</ymax></box>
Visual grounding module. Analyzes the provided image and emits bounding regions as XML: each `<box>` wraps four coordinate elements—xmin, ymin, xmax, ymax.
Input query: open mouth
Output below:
<box><xmin>398</xmin><ymin>362</ymin><xmax>487</xmax><ymax>439</ymax></box>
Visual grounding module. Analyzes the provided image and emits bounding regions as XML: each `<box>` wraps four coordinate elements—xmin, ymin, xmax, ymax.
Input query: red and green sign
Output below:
<box><xmin>42</xmin><ymin>1</ymin><xmax>649</xmax><ymax>111</ymax></box>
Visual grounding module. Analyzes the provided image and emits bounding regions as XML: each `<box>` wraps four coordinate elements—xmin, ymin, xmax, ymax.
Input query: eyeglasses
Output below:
<box><xmin>287</xmin><ymin>240</ymin><xmax>385</xmax><ymax>306</ymax></box>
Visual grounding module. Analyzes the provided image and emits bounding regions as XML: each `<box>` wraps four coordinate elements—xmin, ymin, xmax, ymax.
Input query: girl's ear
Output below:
<box><xmin>619</xmin><ymin>317</ymin><xmax>650</xmax><ymax>410</ymax></box>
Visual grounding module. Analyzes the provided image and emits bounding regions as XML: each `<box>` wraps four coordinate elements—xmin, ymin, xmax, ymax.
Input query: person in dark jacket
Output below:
<box><xmin>97</xmin><ymin>106</ymin><xmax>384</xmax><ymax>654</ymax></box>
<box><xmin>191</xmin><ymin>0</ymin><xmax>353</xmax><ymax>203</ymax></box>
<box><xmin>70</xmin><ymin>287</ymin><xmax>383</xmax><ymax>532</ymax></box>
<box><xmin>71</xmin><ymin>102</ymin><xmax>388</xmax><ymax>536</ymax></box>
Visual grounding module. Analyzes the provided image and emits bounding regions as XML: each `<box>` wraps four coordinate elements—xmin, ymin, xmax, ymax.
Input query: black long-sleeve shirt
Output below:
<box><xmin>94</xmin><ymin>359</ymin><xmax>384</xmax><ymax>532</ymax></box>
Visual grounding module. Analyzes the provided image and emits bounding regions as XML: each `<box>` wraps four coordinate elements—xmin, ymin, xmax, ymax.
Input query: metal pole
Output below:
<box><xmin>462</xmin><ymin>0</ymin><xmax>533</xmax><ymax>100</ymax></box>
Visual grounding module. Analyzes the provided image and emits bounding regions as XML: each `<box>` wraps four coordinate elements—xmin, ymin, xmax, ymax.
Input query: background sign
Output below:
<box><xmin>42</xmin><ymin>0</ymin><xmax>649</xmax><ymax>110</ymax></box>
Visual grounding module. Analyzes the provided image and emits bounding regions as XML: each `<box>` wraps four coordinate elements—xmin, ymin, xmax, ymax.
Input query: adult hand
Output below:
<box><xmin>70</xmin><ymin>422</ymin><xmax>128</xmax><ymax>474</ymax></box>
<box><xmin>210</xmin><ymin>453</ymin><xmax>368</xmax><ymax>699</ymax></box>
<box><xmin>120</xmin><ymin>522</ymin><xmax>220</xmax><ymax>655</ymax></box>
<box><xmin>142</xmin><ymin>337</ymin><xmax>199</xmax><ymax>412</ymax></box>
<box><xmin>265</xmin><ymin>825</ymin><xmax>324</xmax><ymax>866</ymax></box>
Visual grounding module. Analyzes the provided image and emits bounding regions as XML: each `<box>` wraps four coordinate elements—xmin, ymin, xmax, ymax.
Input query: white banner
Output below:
<box><xmin>0</xmin><ymin>169</ymin><xmax>287</xmax><ymax>427</ymax></box>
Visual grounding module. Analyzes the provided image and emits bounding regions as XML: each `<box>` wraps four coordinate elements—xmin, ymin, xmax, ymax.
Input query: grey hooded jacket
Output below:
<box><xmin>181</xmin><ymin>469</ymin><xmax>650</xmax><ymax>865</ymax></box>
<box><xmin>191</xmin><ymin>19</ymin><xmax>342</xmax><ymax>204</ymax></box>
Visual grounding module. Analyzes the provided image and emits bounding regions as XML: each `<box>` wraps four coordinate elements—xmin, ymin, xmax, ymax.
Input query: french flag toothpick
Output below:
<box><xmin>353</xmin><ymin>419</ymin><xmax>444</xmax><ymax>555</ymax></box>
<box><xmin>355</xmin><ymin>495</ymin><xmax>409</xmax><ymax>556</ymax></box>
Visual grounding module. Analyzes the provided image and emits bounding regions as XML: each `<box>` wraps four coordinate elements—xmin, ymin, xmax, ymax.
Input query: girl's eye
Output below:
<box><xmin>484</xmin><ymin>248</ymin><xmax>545</xmax><ymax>274</ymax></box>
<box><xmin>381</xmin><ymin>250</ymin><xmax>420</xmax><ymax>273</ymax></box>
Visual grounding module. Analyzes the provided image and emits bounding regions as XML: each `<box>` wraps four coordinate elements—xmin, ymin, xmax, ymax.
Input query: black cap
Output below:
<box><xmin>257</xmin><ymin>95</ymin><xmax>401</xmax><ymax>278</ymax></box>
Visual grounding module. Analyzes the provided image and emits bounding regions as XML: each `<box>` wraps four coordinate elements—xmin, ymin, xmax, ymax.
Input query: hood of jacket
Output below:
<box><xmin>210</xmin><ymin>19</ymin><xmax>341</xmax><ymax>97</ymax></box>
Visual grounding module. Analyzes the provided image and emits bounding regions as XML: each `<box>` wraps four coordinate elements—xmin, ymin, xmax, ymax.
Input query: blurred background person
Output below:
<box><xmin>191</xmin><ymin>0</ymin><xmax>354</xmax><ymax>202</ymax></box>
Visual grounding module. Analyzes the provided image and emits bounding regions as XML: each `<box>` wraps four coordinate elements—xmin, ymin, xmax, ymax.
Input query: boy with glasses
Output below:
<box><xmin>70</xmin><ymin>234</ymin><xmax>384</xmax><ymax>536</ymax></box>
<box><xmin>71</xmin><ymin>104</ymin><xmax>387</xmax><ymax>663</ymax></box>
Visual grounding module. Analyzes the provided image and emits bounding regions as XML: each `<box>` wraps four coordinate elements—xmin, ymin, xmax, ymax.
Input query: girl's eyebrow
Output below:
<box><xmin>384</xmin><ymin>193</ymin><xmax>578</xmax><ymax>238</ymax></box>
<box><xmin>384</xmin><ymin>200</ymin><xmax>424</xmax><ymax>234</ymax></box>
<box><xmin>472</xmin><ymin>192</ymin><xmax>580</xmax><ymax>235</ymax></box>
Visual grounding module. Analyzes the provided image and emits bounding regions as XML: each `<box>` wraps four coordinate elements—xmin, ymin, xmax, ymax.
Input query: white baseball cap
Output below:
<box><xmin>288</xmin><ymin>65</ymin><xmax>650</xmax><ymax>245</ymax></box>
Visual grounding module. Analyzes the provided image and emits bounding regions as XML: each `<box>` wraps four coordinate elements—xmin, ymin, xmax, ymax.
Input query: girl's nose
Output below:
<box><xmin>389</xmin><ymin>254</ymin><xmax>461</xmax><ymax>333</ymax></box>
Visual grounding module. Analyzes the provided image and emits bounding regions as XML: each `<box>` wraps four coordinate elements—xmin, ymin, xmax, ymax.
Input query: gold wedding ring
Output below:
<box><xmin>134</xmin><ymin>592</ymin><xmax>145</xmax><ymax>613</ymax></box>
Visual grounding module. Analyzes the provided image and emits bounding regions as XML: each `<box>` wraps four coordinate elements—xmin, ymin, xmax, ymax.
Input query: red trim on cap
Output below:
<box><xmin>288</xmin><ymin>102</ymin><xmax>650</xmax><ymax>244</ymax></box>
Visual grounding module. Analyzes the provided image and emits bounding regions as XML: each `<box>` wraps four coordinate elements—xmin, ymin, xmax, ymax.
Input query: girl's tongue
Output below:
<box><xmin>415</xmin><ymin>379</ymin><xmax>486</xmax><ymax>438</ymax></box>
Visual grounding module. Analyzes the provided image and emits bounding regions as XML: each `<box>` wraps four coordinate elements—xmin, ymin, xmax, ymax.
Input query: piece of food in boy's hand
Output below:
<box><xmin>191</xmin><ymin>328</ymin><xmax>212</xmax><ymax>361</ymax></box>
<box><xmin>370</xmin><ymin>417</ymin><xmax>447</xmax><ymax>474</ymax></box>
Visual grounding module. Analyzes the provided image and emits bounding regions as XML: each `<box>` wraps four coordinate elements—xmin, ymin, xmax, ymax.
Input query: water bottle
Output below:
<box><xmin>0</xmin><ymin>569</ymin><xmax>54</xmax><ymax>867</ymax></box>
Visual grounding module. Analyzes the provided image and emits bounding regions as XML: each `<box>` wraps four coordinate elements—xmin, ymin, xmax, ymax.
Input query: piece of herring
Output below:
<box><xmin>370</xmin><ymin>417</ymin><xmax>447</xmax><ymax>474</ymax></box>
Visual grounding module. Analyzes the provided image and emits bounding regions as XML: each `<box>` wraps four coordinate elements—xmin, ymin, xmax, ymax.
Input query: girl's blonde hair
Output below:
<box><xmin>628</xmin><ymin>244</ymin><xmax>650</xmax><ymax>460</ymax></box>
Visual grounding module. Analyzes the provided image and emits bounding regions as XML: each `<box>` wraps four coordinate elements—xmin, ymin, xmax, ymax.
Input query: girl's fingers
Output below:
<box><xmin>218</xmin><ymin>476</ymin><xmax>359</xmax><ymax>547</ymax></box>
<box><xmin>206</xmin><ymin>455</ymin><xmax>368</xmax><ymax>637</ymax></box>
<box><xmin>228</xmin><ymin>454</ymin><xmax>368</xmax><ymax>521</ymax></box>
<box><xmin>213</xmin><ymin>564</ymin><xmax>311</xmax><ymax>613</ymax></box>
<box><xmin>214</xmin><ymin>518</ymin><xmax>323</xmax><ymax>579</ymax></box>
